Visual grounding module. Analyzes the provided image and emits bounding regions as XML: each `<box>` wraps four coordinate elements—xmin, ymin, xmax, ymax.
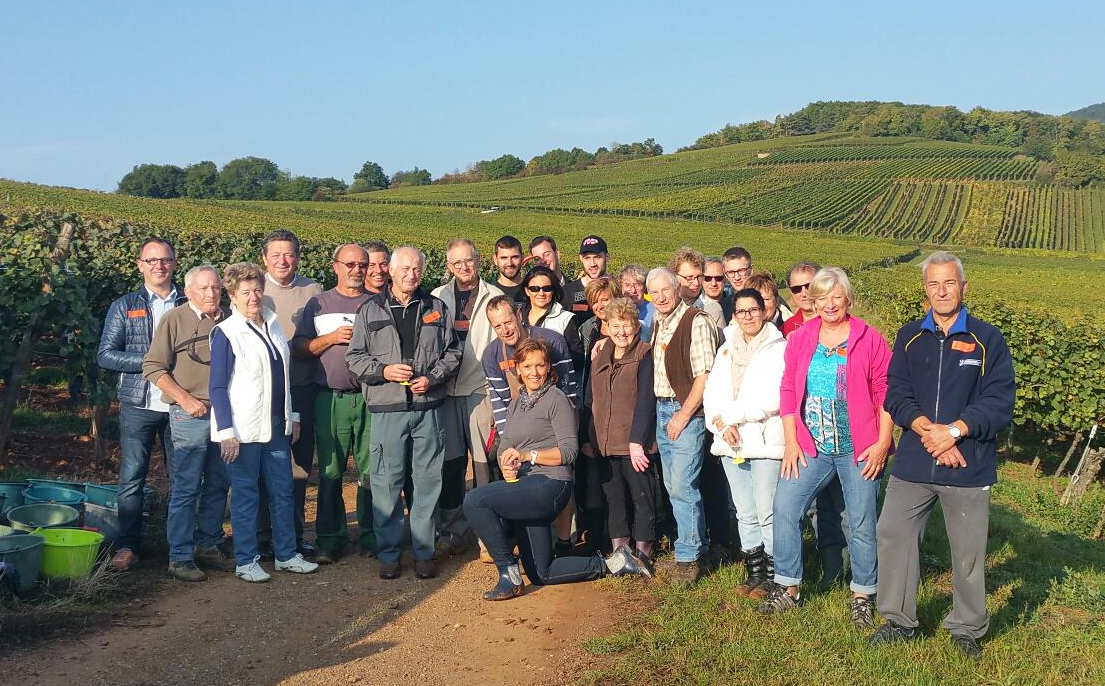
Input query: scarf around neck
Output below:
<box><xmin>730</xmin><ymin>324</ymin><xmax>773</xmax><ymax>397</ymax></box>
<box><xmin>518</xmin><ymin>378</ymin><xmax>554</xmax><ymax>411</ymax></box>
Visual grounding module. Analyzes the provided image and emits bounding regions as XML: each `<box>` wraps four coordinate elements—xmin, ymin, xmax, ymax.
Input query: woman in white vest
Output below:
<box><xmin>210</xmin><ymin>262</ymin><xmax>318</xmax><ymax>583</ymax></box>
<box><xmin>702</xmin><ymin>287</ymin><xmax>786</xmax><ymax>601</ymax></box>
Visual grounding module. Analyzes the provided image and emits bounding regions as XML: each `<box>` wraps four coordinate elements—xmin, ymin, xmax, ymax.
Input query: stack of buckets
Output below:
<box><xmin>0</xmin><ymin>479</ymin><xmax>114</xmax><ymax>595</ymax></box>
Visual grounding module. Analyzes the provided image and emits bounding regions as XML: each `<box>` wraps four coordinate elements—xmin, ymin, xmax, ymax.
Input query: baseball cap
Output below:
<box><xmin>579</xmin><ymin>235</ymin><xmax>608</xmax><ymax>255</ymax></box>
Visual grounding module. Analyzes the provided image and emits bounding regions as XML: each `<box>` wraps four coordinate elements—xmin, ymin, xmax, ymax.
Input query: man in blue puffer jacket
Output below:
<box><xmin>869</xmin><ymin>251</ymin><xmax>1015</xmax><ymax>659</ymax></box>
<box><xmin>96</xmin><ymin>237</ymin><xmax>185</xmax><ymax>571</ymax></box>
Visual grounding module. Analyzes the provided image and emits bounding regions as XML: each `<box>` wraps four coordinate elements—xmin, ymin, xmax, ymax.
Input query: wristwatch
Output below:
<box><xmin>529</xmin><ymin>449</ymin><xmax>539</xmax><ymax>465</ymax></box>
<box><xmin>948</xmin><ymin>424</ymin><xmax>962</xmax><ymax>440</ymax></box>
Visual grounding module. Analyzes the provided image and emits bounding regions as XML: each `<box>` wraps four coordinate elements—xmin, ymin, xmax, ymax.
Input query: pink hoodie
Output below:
<box><xmin>779</xmin><ymin>315</ymin><xmax>892</xmax><ymax>462</ymax></box>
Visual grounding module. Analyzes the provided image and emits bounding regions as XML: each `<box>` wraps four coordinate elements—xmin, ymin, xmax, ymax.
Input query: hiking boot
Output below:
<box><xmin>296</xmin><ymin>539</ymin><xmax>317</xmax><ymax>559</ymax></box>
<box><xmin>315</xmin><ymin>548</ymin><xmax>343</xmax><ymax>565</ymax></box>
<box><xmin>435</xmin><ymin>533</ymin><xmax>471</xmax><ymax>558</ymax></box>
<box><xmin>868</xmin><ymin>621</ymin><xmax>917</xmax><ymax>645</ymax></box>
<box><xmin>603</xmin><ymin>545</ymin><xmax>654</xmax><ymax>579</ymax></box>
<box><xmin>168</xmin><ymin>560</ymin><xmax>207</xmax><ymax>582</ymax></box>
<box><xmin>756</xmin><ymin>582</ymin><xmax>800</xmax><ymax>615</ymax></box>
<box><xmin>379</xmin><ymin>559</ymin><xmax>402</xmax><ymax>580</ymax></box>
<box><xmin>483</xmin><ymin>563</ymin><xmax>524</xmax><ymax>601</ymax></box>
<box><xmin>670</xmin><ymin>559</ymin><xmax>703</xmax><ymax>587</ymax></box>
<box><xmin>235</xmin><ymin>557</ymin><xmax>271</xmax><ymax>583</ymax></box>
<box><xmin>749</xmin><ymin>554</ymin><xmax>775</xmax><ymax>600</ymax></box>
<box><xmin>194</xmin><ymin>545</ymin><xmax>236</xmax><ymax>572</ymax></box>
<box><xmin>734</xmin><ymin>545</ymin><xmax>766</xmax><ymax>598</ymax></box>
<box><xmin>276</xmin><ymin>553</ymin><xmax>319</xmax><ymax>574</ymax></box>
<box><xmin>851</xmin><ymin>595</ymin><xmax>876</xmax><ymax>630</ymax></box>
<box><xmin>414</xmin><ymin>558</ymin><xmax>437</xmax><ymax>579</ymax></box>
<box><xmin>111</xmin><ymin>548</ymin><xmax>139</xmax><ymax>572</ymax></box>
<box><xmin>951</xmin><ymin>633</ymin><xmax>982</xmax><ymax>660</ymax></box>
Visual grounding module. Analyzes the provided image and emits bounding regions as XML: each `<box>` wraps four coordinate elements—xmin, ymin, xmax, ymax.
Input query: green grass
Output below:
<box><xmin>580</xmin><ymin>462</ymin><xmax>1105</xmax><ymax>686</ymax></box>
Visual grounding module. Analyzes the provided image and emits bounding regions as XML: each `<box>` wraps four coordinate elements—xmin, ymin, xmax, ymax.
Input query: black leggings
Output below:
<box><xmin>464</xmin><ymin>475</ymin><xmax>605</xmax><ymax>586</ymax></box>
<box><xmin>596</xmin><ymin>452</ymin><xmax>657</xmax><ymax>542</ymax></box>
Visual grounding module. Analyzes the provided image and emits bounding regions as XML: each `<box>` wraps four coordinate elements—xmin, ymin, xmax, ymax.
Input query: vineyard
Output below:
<box><xmin>353</xmin><ymin>135</ymin><xmax>1105</xmax><ymax>253</ymax></box>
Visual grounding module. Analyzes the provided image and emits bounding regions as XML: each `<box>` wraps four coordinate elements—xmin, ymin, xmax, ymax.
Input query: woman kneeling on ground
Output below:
<box><xmin>703</xmin><ymin>288</ymin><xmax>786</xmax><ymax>600</ymax></box>
<box><xmin>589</xmin><ymin>297</ymin><xmax>658</xmax><ymax>563</ymax></box>
<box><xmin>464</xmin><ymin>338</ymin><xmax>652</xmax><ymax>600</ymax></box>
<box><xmin>210</xmin><ymin>262</ymin><xmax>319</xmax><ymax>583</ymax></box>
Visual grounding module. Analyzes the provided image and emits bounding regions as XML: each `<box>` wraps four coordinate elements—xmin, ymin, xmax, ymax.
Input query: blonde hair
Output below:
<box><xmin>807</xmin><ymin>267</ymin><xmax>854</xmax><ymax>307</ymax></box>
<box><xmin>668</xmin><ymin>246</ymin><xmax>705</xmax><ymax>274</ymax></box>
<box><xmin>584</xmin><ymin>276</ymin><xmax>621</xmax><ymax>306</ymax></box>
<box><xmin>223</xmin><ymin>262</ymin><xmax>264</xmax><ymax>294</ymax></box>
<box><xmin>604</xmin><ymin>298</ymin><xmax>640</xmax><ymax>326</ymax></box>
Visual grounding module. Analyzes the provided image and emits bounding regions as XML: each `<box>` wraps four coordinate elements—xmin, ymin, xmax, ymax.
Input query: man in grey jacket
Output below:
<box><xmin>346</xmin><ymin>246</ymin><xmax>462</xmax><ymax>581</ymax></box>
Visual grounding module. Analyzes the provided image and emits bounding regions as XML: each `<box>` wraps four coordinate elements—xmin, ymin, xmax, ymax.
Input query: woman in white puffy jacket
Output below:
<box><xmin>703</xmin><ymin>288</ymin><xmax>786</xmax><ymax>600</ymax></box>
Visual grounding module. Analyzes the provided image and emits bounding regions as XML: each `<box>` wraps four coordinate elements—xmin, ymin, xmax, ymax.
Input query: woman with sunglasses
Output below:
<box><xmin>781</xmin><ymin>262</ymin><xmax>821</xmax><ymax>338</ymax></box>
<box><xmin>757</xmin><ymin>268</ymin><xmax>893</xmax><ymax>631</ymax></box>
<box><xmin>210</xmin><ymin>262</ymin><xmax>319</xmax><ymax>583</ymax></box>
<box><xmin>519</xmin><ymin>265</ymin><xmax>584</xmax><ymax>376</ymax></box>
<box><xmin>703</xmin><ymin>288</ymin><xmax>786</xmax><ymax>600</ymax></box>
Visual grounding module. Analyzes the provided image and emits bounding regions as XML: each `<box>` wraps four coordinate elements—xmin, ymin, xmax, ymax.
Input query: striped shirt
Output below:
<box><xmin>650</xmin><ymin>300</ymin><xmax>718</xmax><ymax>398</ymax></box>
<box><xmin>481</xmin><ymin>326</ymin><xmax>578</xmax><ymax>429</ymax></box>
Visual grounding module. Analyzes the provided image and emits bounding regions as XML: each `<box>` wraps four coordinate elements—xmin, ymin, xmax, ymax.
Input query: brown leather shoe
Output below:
<box><xmin>379</xmin><ymin>559</ymin><xmax>402</xmax><ymax>580</ymax></box>
<box><xmin>111</xmin><ymin>548</ymin><xmax>139</xmax><ymax>572</ymax></box>
<box><xmin>414</xmin><ymin>558</ymin><xmax>437</xmax><ymax>579</ymax></box>
<box><xmin>670</xmin><ymin>559</ymin><xmax>703</xmax><ymax>587</ymax></box>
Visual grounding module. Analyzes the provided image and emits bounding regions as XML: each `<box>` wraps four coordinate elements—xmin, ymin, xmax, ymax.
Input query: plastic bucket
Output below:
<box><xmin>84</xmin><ymin>484</ymin><xmax>118</xmax><ymax>508</ymax></box>
<box><xmin>22</xmin><ymin>485</ymin><xmax>86</xmax><ymax>509</ymax></box>
<box><xmin>0</xmin><ymin>482</ymin><xmax>26</xmax><ymax>515</ymax></box>
<box><xmin>6</xmin><ymin>504</ymin><xmax>80</xmax><ymax>533</ymax></box>
<box><xmin>26</xmin><ymin>479</ymin><xmax>86</xmax><ymax>493</ymax></box>
<box><xmin>34</xmin><ymin>528</ymin><xmax>104</xmax><ymax>579</ymax></box>
<box><xmin>0</xmin><ymin>533</ymin><xmax>45</xmax><ymax>593</ymax></box>
<box><xmin>83</xmin><ymin>503</ymin><xmax>120</xmax><ymax>546</ymax></box>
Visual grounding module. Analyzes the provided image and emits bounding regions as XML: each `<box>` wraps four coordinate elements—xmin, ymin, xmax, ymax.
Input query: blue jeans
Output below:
<box><xmin>772</xmin><ymin>452</ymin><xmax>880</xmax><ymax>594</ymax></box>
<box><xmin>166</xmin><ymin>406</ymin><xmax>229</xmax><ymax>563</ymax></box>
<box><xmin>721</xmin><ymin>457</ymin><xmax>780</xmax><ymax>556</ymax></box>
<box><xmin>227</xmin><ymin>418</ymin><xmax>296</xmax><ymax>566</ymax></box>
<box><xmin>117</xmin><ymin>403</ymin><xmax>173</xmax><ymax>551</ymax></box>
<box><xmin>655</xmin><ymin>399</ymin><xmax>706</xmax><ymax>563</ymax></box>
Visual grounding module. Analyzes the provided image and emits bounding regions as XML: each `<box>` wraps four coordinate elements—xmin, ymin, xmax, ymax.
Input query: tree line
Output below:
<box><xmin>684</xmin><ymin>101</ymin><xmax>1105</xmax><ymax>188</ymax></box>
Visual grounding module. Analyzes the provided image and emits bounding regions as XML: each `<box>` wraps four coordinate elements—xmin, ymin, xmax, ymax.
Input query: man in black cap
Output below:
<box><xmin>562</xmin><ymin>235</ymin><xmax>608</xmax><ymax>321</ymax></box>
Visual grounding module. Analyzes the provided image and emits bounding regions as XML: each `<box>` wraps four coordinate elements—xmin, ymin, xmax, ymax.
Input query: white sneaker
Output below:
<box><xmin>275</xmin><ymin>553</ymin><xmax>319</xmax><ymax>574</ymax></box>
<box><xmin>235</xmin><ymin>556</ymin><xmax>271</xmax><ymax>583</ymax></box>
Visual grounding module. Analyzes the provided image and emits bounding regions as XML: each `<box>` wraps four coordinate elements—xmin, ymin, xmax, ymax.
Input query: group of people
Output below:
<box><xmin>97</xmin><ymin>228</ymin><xmax>1015</xmax><ymax>659</ymax></box>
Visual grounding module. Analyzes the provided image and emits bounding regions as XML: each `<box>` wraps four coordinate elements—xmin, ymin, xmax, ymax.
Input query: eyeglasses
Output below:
<box><xmin>336</xmin><ymin>261</ymin><xmax>369</xmax><ymax>271</ymax></box>
<box><xmin>703</xmin><ymin>275</ymin><xmax>725</xmax><ymax>283</ymax></box>
<box><xmin>733</xmin><ymin>307</ymin><xmax>763</xmax><ymax>318</ymax></box>
<box><xmin>677</xmin><ymin>273</ymin><xmax>702</xmax><ymax>283</ymax></box>
<box><xmin>789</xmin><ymin>282</ymin><xmax>811</xmax><ymax>294</ymax></box>
<box><xmin>140</xmin><ymin>257</ymin><xmax>175</xmax><ymax>266</ymax></box>
<box><xmin>527</xmin><ymin>285</ymin><xmax>555</xmax><ymax>293</ymax></box>
<box><xmin>448</xmin><ymin>258</ymin><xmax>475</xmax><ymax>269</ymax></box>
<box><xmin>725</xmin><ymin>267</ymin><xmax>752</xmax><ymax>279</ymax></box>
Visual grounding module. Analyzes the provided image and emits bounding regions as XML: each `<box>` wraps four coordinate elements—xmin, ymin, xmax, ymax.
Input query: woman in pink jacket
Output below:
<box><xmin>756</xmin><ymin>268</ymin><xmax>893</xmax><ymax>631</ymax></box>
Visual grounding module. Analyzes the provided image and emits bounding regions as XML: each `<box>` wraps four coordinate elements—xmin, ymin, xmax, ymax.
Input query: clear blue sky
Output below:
<box><xmin>2</xmin><ymin>1</ymin><xmax>1102</xmax><ymax>191</ymax></box>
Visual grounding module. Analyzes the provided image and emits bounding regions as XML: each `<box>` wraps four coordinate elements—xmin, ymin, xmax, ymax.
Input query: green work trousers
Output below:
<box><xmin>314</xmin><ymin>388</ymin><xmax>374</xmax><ymax>554</ymax></box>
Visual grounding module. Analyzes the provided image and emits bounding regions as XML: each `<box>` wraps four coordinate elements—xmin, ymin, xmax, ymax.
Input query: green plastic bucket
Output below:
<box><xmin>6</xmin><ymin>503</ymin><xmax>80</xmax><ymax>533</ymax></box>
<box><xmin>22</xmin><ymin>485</ymin><xmax>86</xmax><ymax>509</ymax></box>
<box><xmin>0</xmin><ymin>482</ymin><xmax>26</xmax><ymax>515</ymax></box>
<box><xmin>0</xmin><ymin>533</ymin><xmax>45</xmax><ymax>593</ymax></box>
<box><xmin>34</xmin><ymin>528</ymin><xmax>104</xmax><ymax>579</ymax></box>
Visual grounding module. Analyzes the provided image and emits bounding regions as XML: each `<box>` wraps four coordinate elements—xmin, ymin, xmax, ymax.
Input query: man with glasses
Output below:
<box><xmin>259</xmin><ymin>229</ymin><xmax>322</xmax><ymax>559</ymax></box>
<box><xmin>347</xmin><ymin>246</ymin><xmax>462</xmax><ymax>580</ymax></box>
<box><xmin>782</xmin><ymin>262</ymin><xmax>821</xmax><ymax>338</ymax></box>
<box><xmin>97</xmin><ymin>238</ymin><xmax>186</xmax><ymax>572</ymax></box>
<box><xmin>702</xmin><ymin>257</ymin><xmax>731</xmax><ymax>329</ymax></box>
<box><xmin>646</xmin><ymin>265</ymin><xmax>718</xmax><ymax>586</ymax></box>
<box><xmin>431</xmin><ymin>239</ymin><xmax>504</xmax><ymax>557</ymax></box>
<box><xmin>723</xmin><ymin>246</ymin><xmax>753</xmax><ymax>293</ymax></box>
<box><xmin>492</xmin><ymin>235</ymin><xmax>525</xmax><ymax>302</ymax></box>
<box><xmin>562</xmin><ymin>235</ymin><xmax>609</xmax><ymax>320</ymax></box>
<box><xmin>294</xmin><ymin>243</ymin><xmax>381</xmax><ymax>563</ymax></box>
<box><xmin>143</xmin><ymin>265</ymin><xmax>233</xmax><ymax>582</ymax></box>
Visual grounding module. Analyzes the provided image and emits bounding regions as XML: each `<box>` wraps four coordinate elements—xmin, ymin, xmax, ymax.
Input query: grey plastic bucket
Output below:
<box><xmin>0</xmin><ymin>533</ymin><xmax>45</xmax><ymax>593</ymax></box>
<box><xmin>83</xmin><ymin>502</ymin><xmax>121</xmax><ymax>546</ymax></box>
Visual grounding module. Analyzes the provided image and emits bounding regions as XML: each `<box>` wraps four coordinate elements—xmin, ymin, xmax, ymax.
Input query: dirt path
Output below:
<box><xmin>0</xmin><ymin>544</ymin><xmax>619</xmax><ymax>686</ymax></box>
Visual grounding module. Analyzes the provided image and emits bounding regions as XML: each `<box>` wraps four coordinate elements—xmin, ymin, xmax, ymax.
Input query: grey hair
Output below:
<box><xmin>920</xmin><ymin>251</ymin><xmax>965</xmax><ymax>282</ymax></box>
<box><xmin>390</xmin><ymin>245</ymin><xmax>427</xmax><ymax>270</ymax></box>
<box><xmin>618</xmin><ymin>264</ymin><xmax>647</xmax><ymax>285</ymax></box>
<box><xmin>787</xmin><ymin>261</ymin><xmax>821</xmax><ymax>284</ymax></box>
<box><xmin>704</xmin><ymin>257</ymin><xmax>724</xmax><ymax>269</ymax></box>
<box><xmin>331</xmin><ymin>243</ymin><xmax>368</xmax><ymax>262</ymax></box>
<box><xmin>447</xmin><ymin>237</ymin><xmax>479</xmax><ymax>257</ymax></box>
<box><xmin>184</xmin><ymin>264</ymin><xmax>219</xmax><ymax>289</ymax></box>
<box><xmin>645</xmin><ymin>267</ymin><xmax>679</xmax><ymax>292</ymax></box>
<box><xmin>808</xmin><ymin>267</ymin><xmax>855</xmax><ymax>307</ymax></box>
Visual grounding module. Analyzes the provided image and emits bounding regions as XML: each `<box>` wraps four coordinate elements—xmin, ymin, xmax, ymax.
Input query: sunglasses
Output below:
<box><xmin>337</xmin><ymin>261</ymin><xmax>369</xmax><ymax>270</ymax></box>
<box><xmin>789</xmin><ymin>282</ymin><xmax>811</xmax><ymax>294</ymax></box>
<box><xmin>703</xmin><ymin>275</ymin><xmax>725</xmax><ymax>283</ymax></box>
<box><xmin>527</xmin><ymin>285</ymin><xmax>555</xmax><ymax>293</ymax></box>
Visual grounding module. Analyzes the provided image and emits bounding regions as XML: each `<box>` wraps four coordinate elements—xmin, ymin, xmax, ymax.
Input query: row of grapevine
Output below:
<box><xmin>750</xmin><ymin>144</ymin><xmax>1017</xmax><ymax>165</ymax></box>
<box><xmin>835</xmin><ymin>181</ymin><xmax>970</xmax><ymax>243</ymax></box>
<box><xmin>996</xmin><ymin>186</ymin><xmax>1105</xmax><ymax>251</ymax></box>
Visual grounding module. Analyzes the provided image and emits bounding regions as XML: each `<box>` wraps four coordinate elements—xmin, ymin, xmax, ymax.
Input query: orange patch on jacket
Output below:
<box><xmin>422</xmin><ymin>311</ymin><xmax>441</xmax><ymax>324</ymax></box>
<box><xmin>127</xmin><ymin>309</ymin><xmax>147</xmax><ymax>318</ymax></box>
<box><xmin>499</xmin><ymin>359</ymin><xmax>516</xmax><ymax>371</ymax></box>
<box><xmin>951</xmin><ymin>340</ymin><xmax>976</xmax><ymax>353</ymax></box>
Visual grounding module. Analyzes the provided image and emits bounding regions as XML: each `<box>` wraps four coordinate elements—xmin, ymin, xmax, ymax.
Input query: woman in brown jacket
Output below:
<box><xmin>589</xmin><ymin>298</ymin><xmax>658</xmax><ymax>563</ymax></box>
